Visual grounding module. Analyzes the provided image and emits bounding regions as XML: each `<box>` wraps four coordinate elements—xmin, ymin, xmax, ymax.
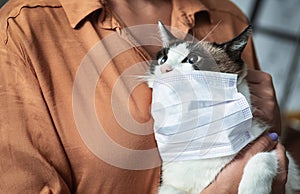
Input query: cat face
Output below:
<box><xmin>151</xmin><ymin>40</ymin><xmax>220</xmax><ymax>75</ymax></box>
<box><xmin>147</xmin><ymin>21</ymin><xmax>252</xmax><ymax>86</ymax></box>
<box><xmin>153</xmin><ymin>42</ymin><xmax>197</xmax><ymax>75</ymax></box>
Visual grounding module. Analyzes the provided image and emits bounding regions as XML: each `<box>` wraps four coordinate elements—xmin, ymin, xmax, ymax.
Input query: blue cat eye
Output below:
<box><xmin>158</xmin><ymin>55</ymin><xmax>168</xmax><ymax>65</ymax></box>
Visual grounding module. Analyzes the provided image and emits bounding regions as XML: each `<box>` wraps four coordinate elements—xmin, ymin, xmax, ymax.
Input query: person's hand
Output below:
<box><xmin>246</xmin><ymin>69</ymin><xmax>281</xmax><ymax>134</ymax></box>
<box><xmin>272</xmin><ymin>143</ymin><xmax>289</xmax><ymax>194</ymax></box>
<box><xmin>200</xmin><ymin>133</ymin><xmax>288</xmax><ymax>194</ymax></box>
<box><xmin>201</xmin><ymin>70</ymin><xmax>288</xmax><ymax>194</ymax></box>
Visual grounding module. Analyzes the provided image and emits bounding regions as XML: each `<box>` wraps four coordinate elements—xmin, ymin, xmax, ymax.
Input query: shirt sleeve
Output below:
<box><xmin>0</xmin><ymin>20</ymin><xmax>72</xmax><ymax>194</ymax></box>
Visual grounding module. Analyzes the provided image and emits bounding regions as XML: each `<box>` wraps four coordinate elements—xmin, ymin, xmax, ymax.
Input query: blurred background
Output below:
<box><xmin>232</xmin><ymin>0</ymin><xmax>300</xmax><ymax>113</ymax></box>
<box><xmin>231</xmin><ymin>0</ymin><xmax>300</xmax><ymax>164</ymax></box>
<box><xmin>1</xmin><ymin>0</ymin><xmax>299</xmax><ymax>160</ymax></box>
<box><xmin>0</xmin><ymin>0</ymin><xmax>5</xmax><ymax>7</ymax></box>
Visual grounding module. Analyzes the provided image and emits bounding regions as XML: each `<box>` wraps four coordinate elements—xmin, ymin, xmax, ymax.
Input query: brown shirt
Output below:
<box><xmin>0</xmin><ymin>0</ymin><xmax>259</xmax><ymax>193</ymax></box>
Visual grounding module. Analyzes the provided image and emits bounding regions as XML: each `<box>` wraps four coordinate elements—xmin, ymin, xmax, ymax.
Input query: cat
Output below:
<box><xmin>146</xmin><ymin>21</ymin><xmax>300</xmax><ymax>194</ymax></box>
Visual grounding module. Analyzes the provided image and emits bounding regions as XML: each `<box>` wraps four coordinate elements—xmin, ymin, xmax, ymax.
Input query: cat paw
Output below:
<box><xmin>238</xmin><ymin>152</ymin><xmax>278</xmax><ymax>194</ymax></box>
<box><xmin>158</xmin><ymin>184</ymin><xmax>187</xmax><ymax>194</ymax></box>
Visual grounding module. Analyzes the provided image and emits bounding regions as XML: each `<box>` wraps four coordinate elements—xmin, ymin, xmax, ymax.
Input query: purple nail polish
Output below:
<box><xmin>268</xmin><ymin>132</ymin><xmax>278</xmax><ymax>141</ymax></box>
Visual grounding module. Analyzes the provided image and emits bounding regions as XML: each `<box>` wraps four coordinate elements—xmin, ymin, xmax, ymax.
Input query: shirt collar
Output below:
<box><xmin>172</xmin><ymin>0</ymin><xmax>211</xmax><ymax>33</ymax></box>
<box><xmin>58</xmin><ymin>0</ymin><xmax>103</xmax><ymax>28</ymax></box>
<box><xmin>58</xmin><ymin>0</ymin><xmax>211</xmax><ymax>29</ymax></box>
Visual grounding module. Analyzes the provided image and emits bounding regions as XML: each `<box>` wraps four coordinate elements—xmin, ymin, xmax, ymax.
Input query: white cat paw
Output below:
<box><xmin>159</xmin><ymin>184</ymin><xmax>187</xmax><ymax>194</ymax></box>
<box><xmin>238</xmin><ymin>152</ymin><xmax>278</xmax><ymax>194</ymax></box>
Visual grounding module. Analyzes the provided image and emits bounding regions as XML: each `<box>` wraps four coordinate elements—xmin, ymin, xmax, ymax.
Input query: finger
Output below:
<box><xmin>251</xmin><ymin>97</ymin><xmax>275</xmax><ymax>121</ymax></box>
<box><xmin>248</xmin><ymin>83</ymin><xmax>276</xmax><ymax>99</ymax></box>
<box><xmin>252</xmin><ymin>106</ymin><xmax>267</xmax><ymax>118</ymax></box>
<box><xmin>236</xmin><ymin>133</ymin><xmax>278</xmax><ymax>160</ymax></box>
<box><xmin>205</xmin><ymin>133</ymin><xmax>278</xmax><ymax>194</ymax></box>
<box><xmin>271</xmin><ymin>143</ymin><xmax>288</xmax><ymax>194</ymax></box>
<box><xmin>246</xmin><ymin>69</ymin><xmax>273</xmax><ymax>84</ymax></box>
<box><xmin>252</xmin><ymin>132</ymin><xmax>278</xmax><ymax>151</ymax></box>
<box><xmin>251</xmin><ymin>95</ymin><xmax>275</xmax><ymax>110</ymax></box>
<box><xmin>251</xmin><ymin>95</ymin><xmax>276</xmax><ymax>108</ymax></box>
<box><xmin>274</xmin><ymin>143</ymin><xmax>288</xmax><ymax>182</ymax></box>
<box><xmin>252</xmin><ymin>109</ymin><xmax>273</xmax><ymax>126</ymax></box>
<box><xmin>250</xmin><ymin>95</ymin><xmax>281</xmax><ymax>134</ymax></box>
<box><xmin>251</xmin><ymin>110</ymin><xmax>281</xmax><ymax>134</ymax></box>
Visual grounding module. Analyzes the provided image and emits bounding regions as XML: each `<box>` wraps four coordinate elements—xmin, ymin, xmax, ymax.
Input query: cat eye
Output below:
<box><xmin>182</xmin><ymin>54</ymin><xmax>201</xmax><ymax>64</ymax></box>
<box><xmin>158</xmin><ymin>55</ymin><xmax>168</xmax><ymax>65</ymax></box>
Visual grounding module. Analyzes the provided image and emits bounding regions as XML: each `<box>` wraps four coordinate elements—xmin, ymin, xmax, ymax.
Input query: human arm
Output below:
<box><xmin>246</xmin><ymin>69</ymin><xmax>282</xmax><ymax>134</ymax></box>
<box><xmin>200</xmin><ymin>134</ymin><xmax>287</xmax><ymax>194</ymax></box>
<box><xmin>0</xmin><ymin>24</ymin><xmax>72</xmax><ymax>193</ymax></box>
<box><xmin>247</xmin><ymin>69</ymin><xmax>287</xmax><ymax>193</ymax></box>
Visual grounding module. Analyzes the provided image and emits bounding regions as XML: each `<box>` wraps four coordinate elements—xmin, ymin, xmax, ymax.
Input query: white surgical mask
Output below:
<box><xmin>151</xmin><ymin>70</ymin><xmax>255</xmax><ymax>162</ymax></box>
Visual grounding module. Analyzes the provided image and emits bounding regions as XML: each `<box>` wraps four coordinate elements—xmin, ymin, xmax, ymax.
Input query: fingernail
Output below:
<box><xmin>268</xmin><ymin>132</ymin><xmax>278</xmax><ymax>141</ymax></box>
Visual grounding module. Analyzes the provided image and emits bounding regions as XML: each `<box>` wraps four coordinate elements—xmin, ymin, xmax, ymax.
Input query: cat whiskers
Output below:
<box><xmin>123</xmin><ymin>73</ymin><xmax>154</xmax><ymax>86</ymax></box>
<box><xmin>150</xmin><ymin>34</ymin><xmax>164</xmax><ymax>47</ymax></box>
<box><xmin>199</xmin><ymin>20</ymin><xmax>223</xmax><ymax>43</ymax></box>
<box><xmin>138</xmin><ymin>73</ymin><xmax>155</xmax><ymax>88</ymax></box>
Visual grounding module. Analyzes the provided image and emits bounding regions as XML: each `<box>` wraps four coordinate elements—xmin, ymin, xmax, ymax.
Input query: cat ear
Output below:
<box><xmin>158</xmin><ymin>21</ymin><xmax>177</xmax><ymax>47</ymax></box>
<box><xmin>221</xmin><ymin>25</ymin><xmax>253</xmax><ymax>57</ymax></box>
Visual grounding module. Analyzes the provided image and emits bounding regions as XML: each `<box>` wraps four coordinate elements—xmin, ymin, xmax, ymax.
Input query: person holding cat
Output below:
<box><xmin>0</xmin><ymin>0</ymin><xmax>289</xmax><ymax>193</ymax></box>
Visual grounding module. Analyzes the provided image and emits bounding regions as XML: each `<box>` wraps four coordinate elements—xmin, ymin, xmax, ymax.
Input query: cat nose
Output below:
<box><xmin>160</xmin><ymin>65</ymin><xmax>173</xmax><ymax>73</ymax></box>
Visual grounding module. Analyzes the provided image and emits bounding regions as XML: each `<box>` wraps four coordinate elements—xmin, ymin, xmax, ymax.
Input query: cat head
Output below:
<box><xmin>148</xmin><ymin>21</ymin><xmax>252</xmax><ymax>86</ymax></box>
